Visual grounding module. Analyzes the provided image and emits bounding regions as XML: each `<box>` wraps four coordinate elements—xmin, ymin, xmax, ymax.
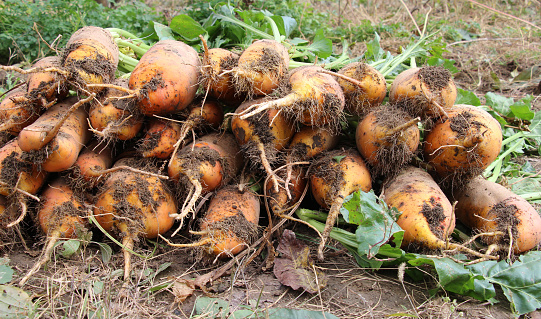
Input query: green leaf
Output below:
<box><xmin>280</xmin><ymin>16</ymin><xmax>297</xmax><ymax>38</ymax></box>
<box><xmin>485</xmin><ymin>92</ymin><xmax>514</xmax><ymax>116</ymax></box>
<box><xmin>169</xmin><ymin>14</ymin><xmax>206</xmax><ymax>41</ymax></box>
<box><xmin>98</xmin><ymin>243</ymin><xmax>112</xmax><ymax>264</ymax></box>
<box><xmin>455</xmin><ymin>88</ymin><xmax>481</xmax><ymax>106</ymax></box>
<box><xmin>304</xmin><ymin>29</ymin><xmax>332</xmax><ymax>59</ymax></box>
<box><xmin>332</xmin><ymin>156</ymin><xmax>345</xmax><ymax>163</ymax></box>
<box><xmin>61</xmin><ymin>240</ymin><xmax>80</xmax><ymax>258</ymax></box>
<box><xmin>468</xmin><ymin>251</ymin><xmax>541</xmax><ymax>315</ymax></box>
<box><xmin>364</xmin><ymin>32</ymin><xmax>385</xmax><ymax>62</ymax></box>
<box><xmin>0</xmin><ymin>266</ymin><xmax>14</xmax><ymax>284</ymax></box>
<box><xmin>149</xmin><ymin>282</ymin><xmax>171</xmax><ymax>292</ymax></box>
<box><xmin>432</xmin><ymin>258</ymin><xmax>496</xmax><ymax>301</ymax></box>
<box><xmin>341</xmin><ymin>190</ymin><xmax>403</xmax><ymax>257</ymax></box>
<box><xmin>509</xmin><ymin>95</ymin><xmax>535</xmax><ymax>121</ymax></box>
<box><xmin>426</xmin><ymin>57</ymin><xmax>458</xmax><ymax>74</ymax></box>
<box><xmin>0</xmin><ymin>285</ymin><xmax>34</xmax><ymax>319</ymax></box>
<box><xmin>152</xmin><ymin>22</ymin><xmax>176</xmax><ymax>41</ymax></box>
<box><xmin>481</xmin><ymin>106</ymin><xmax>508</xmax><ymax>127</ymax></box>
<box><xmin>154</xmin><ymin>262</ymin><xmax>171</xmax><ymax>277</ymax></box>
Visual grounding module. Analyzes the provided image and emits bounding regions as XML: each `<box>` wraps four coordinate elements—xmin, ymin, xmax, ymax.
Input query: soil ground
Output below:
<box><xmin>2</xmin><ymin>0</ymin><xmax>541</xmax><ymax>318</ymax></box>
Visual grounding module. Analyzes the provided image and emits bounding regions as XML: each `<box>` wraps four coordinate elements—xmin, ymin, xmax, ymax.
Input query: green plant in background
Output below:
<box><xmin>177</xmin><ymin>0</ymin><xmax>331</xmax><ymax>41</ymax></box>
<box><xmin>0</xmin><ymin>0</ymin><xmax>164</xmax><ymax>64</ymax></box>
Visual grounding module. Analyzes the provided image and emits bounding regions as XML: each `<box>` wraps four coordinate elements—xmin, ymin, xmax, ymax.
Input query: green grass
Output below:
<box><xmin>0</xmin><ymin>0</ymin><xmax>164</xmax><ymax>65</ymax></box>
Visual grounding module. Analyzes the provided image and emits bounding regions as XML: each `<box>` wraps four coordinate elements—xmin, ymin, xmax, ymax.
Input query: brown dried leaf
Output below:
<box><xmin>273</xmin><ymin>229</ymin><xmax>327</xmax><ymax>294</ymax></box>
<box><xmin>171</xmin><ymin>277</ymin><xmax>195</xmax><ymax>303</ymax></box>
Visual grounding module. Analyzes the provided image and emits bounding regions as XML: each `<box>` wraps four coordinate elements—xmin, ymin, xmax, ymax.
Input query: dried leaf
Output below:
<box><xmin>171</xmin><ymin>278</ymin><xmax>195</xmax><ymax>303</ymax></box>
<box><xmin>0</xmin><ymin>285</ymin><xmax>33</xmax><ymax>318</ymax></box>
<box><xmin>273</xmin><ymin>229</ymin><xmax>327</xmax><ymax>294</ymax></box>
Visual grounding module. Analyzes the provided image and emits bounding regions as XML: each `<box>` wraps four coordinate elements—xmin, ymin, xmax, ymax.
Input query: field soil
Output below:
<box><xmin>2</xmin><ymin>1</ymin><xmax>541</xmax><ymax>318</ymax></box>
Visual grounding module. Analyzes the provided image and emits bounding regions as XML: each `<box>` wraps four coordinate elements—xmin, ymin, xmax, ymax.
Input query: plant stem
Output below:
<box><xmin>484</xmin><ymin>137</ymin><xmax>524</xmax><ymax>179</ymax></box>
<box><xmin>115</xmin><ymin>39</ymin><xmax>149</xmax><ymax>57</ymax></box>
<box><xmin>296</xmin><ymin>209</ymin><xmax>358</xmax><ymax>249</ymax></box>
<box><xmin>214</xmin><ymin>14</ymin><xmax>274</xmax><ymax>40</ymax></box>
<box><xmin>118</xmin><ymin>52</ymin><xmax>140</xmax><ymax>72</ymax></box>
<box><xmin>107</xmin><ymin>28</ymin><xmax>151</xmax><ymax>50</ymax></box>
<box><xmin>263</xmin><ymin>16</ymin><xmax>282</xmax><ymax>43</ymax></box>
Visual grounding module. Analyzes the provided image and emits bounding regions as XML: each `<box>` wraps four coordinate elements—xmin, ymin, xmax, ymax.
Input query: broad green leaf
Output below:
<box><xmin>61</xmin><ymin>239</ymin><xmax>80</xmax><ymax>258</ymax></box>
<box><xmin>527</xmin><ymin>112</ymin><xmax>541</xmax><ymax>150</ymax></box>
<box><xmin>280</xmin><ymin>16</ymin><xmax>297</xmax><ymax>38</ymax></box>
<box><xmin>432</xmin><ymin>258</ymin><xmax>496</xmax><ymax>301</ymax></box>
<box><xmin>267</xmin><ymin>15</ymin><xmax>297</xmax><ymax>38</ymax></box>
<box><xmin>0</xmin><ymin>285</ymin><xmax>33</xmax><ymax>319</ymax></box>
<box><xmin>169</xmin><ymin>14</ymin><xmax>206</xmax><ymax>41</ymax></box>
<box><xmin>289</xmin><ymin>38</ymin><xmax>309</xmax><ymax>46</ymax></box>
<box><xmin>509</xmin><ymin>96</ymin><xmax>535</xmax><ymax>121</ymax></box>
<box><xmin>485</xmin><ymin>92</ymin><xmax>514</xmax><ymax>116</ymax></box>
<box><xmin>364</xmin><ymin>32</ymin><xmax>385</xmax><ymax>62</ymax></box>
<box><xmin>217</xmin><ymin>4</ymin><xmax>236</xmax><ymax>18</ymax></box>
<box><xmin>304</xmin><ymin>29</ymin><xmax>332</xmax><ymax>58</ymax></box>
<box><xmin>152</xmin><ymin>22</ymin><xmax>175</xmax><ymax>41</ymax></box>
<box><xmin>98</xmin><ymin>243</ymin><xmax>112</xmax><ymax>264</ymax></box>
<box><xmin>230</xmin><ymin>309</ymin><xmax>256</xmax><ymax>318</ymax></box>
<box><xmin>341</xmin><ymin>190</ymin><xmax>403</xmax><ymax>257</ymax></box>
<box><xmin>426</xmin><ymin>57</ymin><xmax>458</xmax><ymax>74</ymax></box>
<box><xmin>455</xmin><ymin>88</ymin><xmax>481</xmax><ymax>106</ymax></box>
<box><xmin>468</xmin><ymin>251</ymin><xmax>541</xmax><ymax>315</ymax></box>
<box><xmin>238</xmin><ymin>10</ymin><xmax>265</xmax><ymax>26</ymax></box>
<box><xmin>0</xmin><ymin>265</ymin><xmax>14</xmax><ymax>284</ymax></box>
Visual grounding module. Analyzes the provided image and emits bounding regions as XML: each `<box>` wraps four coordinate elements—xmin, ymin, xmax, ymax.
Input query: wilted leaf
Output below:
<box><xmin>194</xmin><ymin>297</ymin><xmax>230</xmax><ymax>317</ymax></box>
<box><xmin>90</xmin><ymin>281</ymin><xmax>104</xmax><ymax>295</ymax></box>
<box><xmin>98</xmin><ymin>243</ymin><xmax>112</xmax><ymax>264</ymax></box>
<box><xmin>273</xmin><ymin>229</ymin><xmax>327</xmax><ymax>293</ymax></box>
<box><xmin>263</xmin><ymin>308</ymin><xmax>340</xmax><ymax>319</ymax></box>
<box><xmin>171</xmin><ymin>278</ymin><xmax>195</xmax><ymax>303</ymax></box>
<box><xmin>194</xmin><ymin>297</ymin><xmax>340</xmax><ymax>319</ymax></box>
<box><xmin>61</xmin><ymin>239</ymin><xmax>80</xmax><ymax>258</ymax></box>
<box><xmin>0</xmin><ymin>285</ymin><xmax>33</xmax><ymax>319</ymax></box>
<box><xmin>513</xmin><ymin>65</ymin><xmax>541</xmax><ymax>82</ymax></box>
<box><xmin>0</xmin><ymin>265</ymin><xmax>14</xmax><ymax>284</ymax></box>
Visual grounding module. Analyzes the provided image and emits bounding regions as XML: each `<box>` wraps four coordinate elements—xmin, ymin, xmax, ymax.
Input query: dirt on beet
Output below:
<box><xmin>419</xmin><ymin>66</ymin><xmax>452</xmax><ymax>91</ymax></box>
<box><xmin>420</xmin><ymin>197</ymin><xmax>447</xmax><ymax>239</ymax></box>
<box><xmin>490</xmin><ymin>199</ymin><xmax>521</xmax><ymax>248</ymax></box>
<box><xmin>369</xmin><ymin>105</ymin><xmax>419</xmax><ymax>178</ymax></box>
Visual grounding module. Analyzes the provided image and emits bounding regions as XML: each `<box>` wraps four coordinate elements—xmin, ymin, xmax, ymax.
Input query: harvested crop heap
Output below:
<box><xmin>1</xmin><ymin>25</ymin><xmax>539</xmax><ymax>298</ymax></box>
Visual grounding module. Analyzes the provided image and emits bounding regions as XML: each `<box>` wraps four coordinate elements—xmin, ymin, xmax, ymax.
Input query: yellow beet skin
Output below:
<box><xmin>383</xmin><ymin>166</ymin><xmax>455</xmax><ymax>249</ymax></box>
